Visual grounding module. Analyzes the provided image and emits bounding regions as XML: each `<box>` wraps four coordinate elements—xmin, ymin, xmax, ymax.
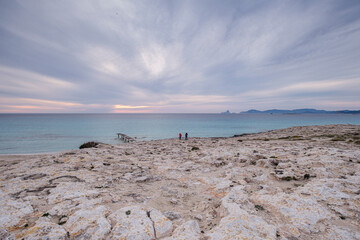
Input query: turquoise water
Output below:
<box><xmin>0</xmin><ymin>113</ymin><xmax>359</xmax><ymax>154</ymax></box>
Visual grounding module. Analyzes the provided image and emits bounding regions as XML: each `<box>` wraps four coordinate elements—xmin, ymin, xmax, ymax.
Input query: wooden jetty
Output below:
<box><xmin>116</xmin><ymin>133</ymin><xmax>135</xmax><ymax>142</ymax></box>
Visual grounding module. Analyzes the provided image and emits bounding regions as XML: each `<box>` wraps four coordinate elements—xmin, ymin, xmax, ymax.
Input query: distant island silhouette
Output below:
<box><xmin>221</xmin><ymin>109</ymin><xmax>360</xmax><ymax>114</ymax></box>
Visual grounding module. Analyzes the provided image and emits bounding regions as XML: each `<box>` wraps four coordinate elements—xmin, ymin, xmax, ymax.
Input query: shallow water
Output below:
<box><xmin>0</xmin><ymin>113</ymin><xmax>359</xmax><ymax>154</ymax></box>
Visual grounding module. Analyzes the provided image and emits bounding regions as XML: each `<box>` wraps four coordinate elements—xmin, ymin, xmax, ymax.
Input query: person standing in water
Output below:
<box><xmin>179</xmin><ymin>133</ymin><xmax>182</xmax><ymax>140</ymax></box>
<box><xmin>185</xmin><ymin>133</ymin><xmax>188</xmax><ymax>140</ymax></box>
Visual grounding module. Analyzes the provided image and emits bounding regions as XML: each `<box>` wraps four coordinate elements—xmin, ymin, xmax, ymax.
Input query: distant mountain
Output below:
<box><xmin>240</xmin><ymin>108</ymin><xmax>360</xmax><ymax>114</ymax></box>
<box><xmin>221</xmin><ymin>110</ymin><xmax>233</xmax><ymax>114</ymax></box>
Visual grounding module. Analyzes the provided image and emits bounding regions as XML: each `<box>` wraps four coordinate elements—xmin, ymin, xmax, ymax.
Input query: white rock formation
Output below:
<box><xmin>109</xmin><ymin>205</ymin><xmax>173</xmax><ymax>239</ymax></box>
<box><xmin>64</xmin><ymin>205</ymin><xmax>111</xmax><ymax>239</ymax></box>
<box><xmin>0</xmin><ymin>125</ymin><xmax>359</xmax><ymax>239</ymax></box>
<box><xmin>164</xmin><ymin>220</ymin><xmax>201</xmax><ymax>240</ymax></box>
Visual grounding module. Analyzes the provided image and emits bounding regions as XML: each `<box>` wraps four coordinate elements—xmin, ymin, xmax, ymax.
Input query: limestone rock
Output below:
<box><xmin>48</xmin><ymin>198</ymin><xmax>102</xmax><ymax>216</ymax></box>
<box><xmin>0</xmin><ymin>229</ymin><xmax>14</xmax><ymax>240</ymax></box>
<box><xmin>64</xmin><ymin>205</ymin><xmax>111</xmax><ymax>239</ymax></box>
<box><xmin>109</xmin><ymin>205</ymin><xmax>155</xmax><ymax>240</ymax></box>
<box><xmin>251</xmin><ymin>191</ymin><xmax>334</xmax><ymax>235</ymax></box>
<box><xmin>325</xmin><ymin>226</ymin><xmax>360</xmax><ymax>240</ymax></box>
<box><xmin>206</xmin><ymin>209</ymin><xmax>277</xmax><ymax>240</ymax></box>
<box><xmin>0</xmin><ymin>195</ymin><xmax>33</xmax><ymax>231</ymax></box>
<box><xmin>48</xmin><ymin>182</ymin><xmax>99</xmax><ymax>204</ymax></box>
<box><xmin>205</xmin><ymin>186</ymin><xmax>277</xmax><ymax>239</ymax></box>
<box><xmin>1</xmin><ymin>124</ymin><xmax>360</xmax><ymax>239</ymax></box>
<box><xmin>22</xmin><ymin>221</ymin><xmax>67</xmax><ymax>240</ymax></box>
<box><xmin>164</xmin><ymin>220</ymin><xmax>201</xmax><ymax>240</ymax></box>
<box><xmin>149</xmin><ymin>208</ymin><xmax>173</xmax><ymax>238</ymax></box>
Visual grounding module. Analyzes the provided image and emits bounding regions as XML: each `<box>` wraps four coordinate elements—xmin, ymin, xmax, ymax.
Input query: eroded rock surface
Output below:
<box><xmin>0</xmin><ymin>124</ymin><xmax>359</xmax><ymax>239</ymax></box>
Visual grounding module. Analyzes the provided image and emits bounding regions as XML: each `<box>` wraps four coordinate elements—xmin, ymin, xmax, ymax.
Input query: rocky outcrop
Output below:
<box><xmin>0</xmin><ymin>124</ymin><xmax>359</xmax><ymax>239</ymax></box>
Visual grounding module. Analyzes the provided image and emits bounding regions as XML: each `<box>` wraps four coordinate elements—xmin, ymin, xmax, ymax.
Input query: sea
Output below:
<box><xmin>0</xmin><ymin>113</ymin><xmax>359</xmax><ymax>154</ymax></box>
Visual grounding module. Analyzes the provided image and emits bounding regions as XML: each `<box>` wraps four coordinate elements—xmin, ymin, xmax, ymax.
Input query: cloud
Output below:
<box><xmin>241</xmin><ymin>78</ymin><xmax>360</xmax><ymax>98</ymax></box>
<box><xmin>0</xmin><ymin>66</ymin><xmax>78</xmax><ymax>99</ymax></box>
<box><xmin>0</xmin><ymin>0</ymin><xmax>359</xmax><ymax>112</ymax></box>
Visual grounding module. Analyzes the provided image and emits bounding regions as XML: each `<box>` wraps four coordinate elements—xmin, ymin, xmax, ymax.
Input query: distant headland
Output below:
<box><xmin>221</xmin><ymin>108</ymin><xmax>360</xmax><ymax>114</ymax></box>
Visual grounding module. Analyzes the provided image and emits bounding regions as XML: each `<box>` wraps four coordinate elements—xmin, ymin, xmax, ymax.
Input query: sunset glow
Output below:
<box><xmin>0</xmin><ymin>1</ymin><xmax>359</xmax><ymax>112</ymax></box>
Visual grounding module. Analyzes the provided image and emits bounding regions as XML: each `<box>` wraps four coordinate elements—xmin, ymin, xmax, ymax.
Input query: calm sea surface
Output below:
<box><xmin>0</xmin><ymin>113</ymin><xmax>359</xmax><ymax>154</ymax></box>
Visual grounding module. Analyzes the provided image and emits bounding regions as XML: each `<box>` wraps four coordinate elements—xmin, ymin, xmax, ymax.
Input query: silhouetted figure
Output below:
<box><xmin>185</xmin><ymin>133</ymin><xmax>188</xmax><ymax>140</ymax></box>
<box><xmin>179</xmin><ymin>133</ymin><xmax>182</xmax><ymax>140</ymax></box>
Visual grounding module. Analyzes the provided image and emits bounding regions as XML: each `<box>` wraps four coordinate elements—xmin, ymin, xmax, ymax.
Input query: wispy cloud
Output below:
<box><xmin>241</xmin><ymin>78</ymin><xmax>360</xmax><ymax>98</ymax></box>
<box><xmin>0</xmin><ymin>0</ymin><xmax>359</xmax><ymax>112</ymax></box>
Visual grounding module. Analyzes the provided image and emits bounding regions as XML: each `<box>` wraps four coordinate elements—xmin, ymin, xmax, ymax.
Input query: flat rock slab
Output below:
<box><xmin>21</xmin><ymin>220</ymin><xmax>67</xmax><ymax>240</ymax></box>
<box><xmin>64</xmin><ymin>205</ymin><xmax>111</xmax><ymax>239</ymax></box>
<box><xmin>109</xmin><ymin>205</ymin><xmax>172</xmax><ymax>239</ymax></box>
<box><xmin>0</xmin><ymin>195</ymin><xmax>33</xmax><ymax>232</ymax></box>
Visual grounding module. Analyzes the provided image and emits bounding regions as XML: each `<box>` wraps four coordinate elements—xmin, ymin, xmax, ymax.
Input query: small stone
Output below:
<box><xmin>170</xmin><ymin>198</ymin><xmax>179</xmax><ymax>205</ymax></box>
<box><xmin>164</xmin><ymin>211</ymin><xmax>181</xmax><ymax>220</ymax></box>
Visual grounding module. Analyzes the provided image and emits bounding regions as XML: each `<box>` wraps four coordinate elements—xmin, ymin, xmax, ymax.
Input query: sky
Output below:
<box><xmin>0</xmin><ymin>0</ymin><xmax>360</xmax><ymax>113</ymax></box>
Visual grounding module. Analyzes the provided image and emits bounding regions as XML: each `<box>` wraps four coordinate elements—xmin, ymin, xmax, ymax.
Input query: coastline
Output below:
<box><xmin>1</xmin><ymin>124</ymin><xmax>359</xmax><ymax>239</ymax></box>
<box><xmin>1</xmin><ymin>113</ymin><xmax>360</xmax><ymax>156</ymax></box>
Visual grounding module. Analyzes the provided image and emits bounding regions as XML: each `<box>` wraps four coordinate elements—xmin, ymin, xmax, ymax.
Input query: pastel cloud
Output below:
<box><xmin>114</xmin><ymin>105</ymin><xmax>149</xmax><ymax>109</ymax></box>
<box><xmin>0</xmin><ymin>0</ymin><xmax>359</xmax><ymax>112</ymax></box>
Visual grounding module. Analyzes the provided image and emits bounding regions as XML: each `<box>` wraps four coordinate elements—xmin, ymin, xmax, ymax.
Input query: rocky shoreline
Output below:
<box><xmin>1</xmin><ymin>124</ymin><xmax>360</xmax><ymax>239</ymax></box>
